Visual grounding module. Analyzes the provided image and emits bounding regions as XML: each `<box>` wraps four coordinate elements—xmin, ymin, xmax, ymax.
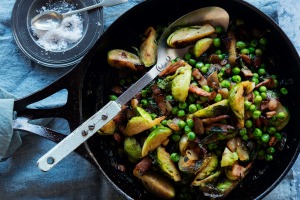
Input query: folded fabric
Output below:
<box><xmin>0</xmin><ymin>88</ymin><xmax>21</xmax><ymax>161</ymax></box>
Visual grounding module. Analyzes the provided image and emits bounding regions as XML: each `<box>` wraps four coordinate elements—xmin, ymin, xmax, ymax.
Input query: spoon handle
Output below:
<box><xmin>63</xmin><ymin>0</ymin><xmax>128</xmax><ymax>17</ymax></box>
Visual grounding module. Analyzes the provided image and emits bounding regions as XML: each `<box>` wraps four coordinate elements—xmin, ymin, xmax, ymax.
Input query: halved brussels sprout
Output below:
<box><xmin>220</xmin><ymin>147</ymin><xmax>238</xmax><ymax>167</ymax></box>
<box><xmin>142</xmin><ymin>126</ymin><xmax>172</xmax><ymax>157</ymax></box>
<box><xmin>157</xmin><ymin>146</ymin><xmax>181</xmax><ymax>182</ymax></box>
<box><xmin>192</xmin><ymin>38</ymin><xmax>213</xmax><ymax>57</ymax></box>
<box><xmin>133</xmin><ymin>169</ymin><xmax>175</xmax><ymax>199</ymax></box>
<box><xmin>193</xmin><ymin>99</ymin><xmax>229</xmax><ymax>118</ymax></box>
<box><xmin>107</xmin><ymin>49</ymin><xmax>143</xmax><ymax>71</ymax></box>
<box><xmin>171</xmin><ymin>65</ymin><xmax>192</xmax><ymax>102</ymax></box>
<box><xmin>124</xmin><ymin>137</ymin><xmax>142</xmax><ymax>163</ymax></box>
<box><xmin>97</xmin><ymin>120</ymin><xmax>116</xmax><ymax>135</ymax></box>
<box><xmin>167</xmin><ymin>24</ymin><xmax>215</xmax><ymax>48</ymax></box>
<box><xmin>139</xmin><ymin>27</ymin><xmax>158</xmax><ymax>67</ymax></box>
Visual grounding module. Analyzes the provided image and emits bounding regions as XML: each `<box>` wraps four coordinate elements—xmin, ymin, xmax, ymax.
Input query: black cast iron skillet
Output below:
<box><xmin>13</xmin><ymin>0</ymin><xmax>300</xmax><ymax>199</ymax></box>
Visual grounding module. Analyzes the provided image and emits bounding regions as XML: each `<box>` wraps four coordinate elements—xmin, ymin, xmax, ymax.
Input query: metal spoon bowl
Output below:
<box><xmin>37</xmin><ymin>6</ymin><xmax>229</xmax><ymax>171</ymax></box>
<box><xmin>31</xmin><ymin>0</ymin><xmax>128</xmax><ymax>30</ymax></box>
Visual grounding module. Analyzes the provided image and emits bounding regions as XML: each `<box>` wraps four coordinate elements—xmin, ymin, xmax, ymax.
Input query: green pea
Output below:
<box><xmin>253</xmin><ymin>128</ymin><xmax>262</xmax><ymax>137</ymax></box>
<box><xmin>161</xmin><ymin>119</ymin><xmax>168</xmax><ymax>126</ymax></box>
<box><xmin>258</xmin><ymin>68</ymin><xmax>266</xmax><ymax>76</ymax></box>
<box><xmin>141</xmin><ymin>99</ymin><xmax>149</xmax><ymax>107</ymax></box>
<box><xmin>187</xmin><ymin>132</ymin><xmax>196</xmax><ymax>141</ymax></box>
<box><xmin>202</xmin><ymin>85</ymin><xmax>210</xmax><ymax>92</ymax></box>
<box><xmin>277</xmin><ymin>112</ymin><xmax>286</xmax><ymax>120</ymax></box>
<box><xmin>257</xmin><ymin>149</ymin><xmax>265</xmax><ymax>158</ymax></box>
<box><xmin>253</xmin><ymin>73</ymin><xmax>259</xmax><ymax>78</ymax></box>
<box><xmin>186</xmin><ymin>119</ymin><xmax>194</xmax><ymax>128</ymax></box>
<box><xmin>189</xmin><ymin>104</ymin><xmax>197</xmax><ymax>113</ymax></box>
<box><xmin>221</xmin><ymin>80</ymin><xmax>231</xmax><ymax>88</ymax></box>
<box><xmin>253</xmin><ymin>90</ymin><xmax>260</xmax><ymax>97</ymax></box>
<box><xmin>241</xmin><ymin>48</ymin><xmax>250</xmax><ymax>55</ymax></box>
<box><xmin>207</xmin><ymin>143</ymin><xmax>217</xmax><ymax>150</ymax></box>
<box><xmin>195</xmin><ymin>62</ymin><xmax>204</xmax><ymax>69</ymax></box>
<box><xmin>184</xmin><ymin>125</ymin><xmax>191</xmax><ymax>134</ymax></box>
<box><xmin>109</xmin><ymin>95</ymin><xmax>118</xmax><ymax>101</ymax></box>
<box><xmin>232</xmin><ymin>75</ymin><xmax>242</xmax><ymax>83</ymax></box>
<box><xmin>213</xmin><ymin>38</ymin><xmax>221</xmax><ymax>48</ymax></box>
<box><xmin>245</xmin><ymin>119</ymin><xmax>253</xmax><ymax>128</ymax></box>
<box><xmin>171</xmin><ymin>134</ymin><xmax>181</xmax><ymax>142</ymax></box>
<box><xmin>280</xmin><ymin>87</ymin><xmax>288</xmax><ymax>95</ymax></box>
<box><xmin>184</xmin><ymin>53</ymin><xmax>192</xmax><ymax>61</ymax></box>
<box><xmin>201</xmin><ymin>66</ymin><xmax>209</xmax><ymax>74</ymax></box>
<box><xmin>141</xmin><ymin>89</ymin><xmax>148</xmax><ymax>98</ymax></box>
<box><xmin>172</xmin><ymin>106</ymin><xmax>179</xmax><ymax>115</ymax></box>
<box><xmin>271</xmin><ymin>74</ymin><xmax>277</xmax><ymax>79</ymax></box>
<box><xmin>179</xmin><ymin>102</ymin><xmax>188</xmax><ymax>109</ymax></box>
<box><xmin>232</xmin><ymin>67</ymin><xmax>240</xmax><ymax>75</ymax></box>
<box><xmin>261</xmin><ymin>134</ymin><xmax>270</xmax><ymax>143</ymax></box>
<box><xmin>166</xmin><ymin>95</ymin><xmax>174</xmax><ymax>101</ymax></box>
<box><xmin>255</xmin><ymin>48</ymin><xmax>263</xmax><ymax>56</ymax></box>
<box><xmin>249</xmin><ymin>104</ymin><xmax>256</xmax><ymax>112</ymax></box>
<box><xmin>196</xmin><ymin>104</ymin><xmax>203</xmax><ymax>110</ymax></box>
<box><xmin>177</xmin><ymin>110</ymin><xmax>186</xmax><ymax>117</ymax></box>
<box><xmin>254</xmin><ymin>95</ymin><xmax>262</xmax><ymax>104</ymax></box>
<box><xmin>239</xmin><ymin>128</ymin><xmax>247</xmax><ymax>136</ymax></box>
<box><xmin>267</xmin><ymin>126</ymin><xmax>276</xmax><ymax>134</ymax></box>
<box><xmin>215</xmin><ymin>26</ymin><xmax>223</xmax><ymax>33</ymax></box>
<box><xmin>260</xmin><ymin>92</ymin><xmax>267</xmax><ymax>100</ymax></box>
<box><xmin>253</xmin><ymin>110</ymin><xmax>262</xmax><ymax>119</ymax></box>
<box><xmin>265</xmin><ymin>154</ymin><xmax>273</xmax><ymax>161</ymax></box>
<box><xmin>252</xmin><ymin>77</ymin><xmax>259</xmax><ymax>85</ymax></box>
<box><xmin>178</xmin><ymin>120</ymin><xmax>186</xmax><ymax>129</ymax></box>
<box><xmin>250</xmin><ymin>39</ymin><xmax>258</xmax><ymax>48</ymax></box>
<box><xmin>267</xmin><ymin>147</ymin><xmax>275</xmax><ymax>154</ymax></box>
<box><xmin>242</xmin><ymin>135</ymin><xmax>249</xmax><ymax>141</ymax></box>
<box><xmin>244</xmin><ymin>100</ymin><xmax>252</xmax><ymax>110</ymax></box>
<box><xmin>248</xmin><ymin>47</ymin><xmax>255</xmax><ymax>54</ymax></box>
<box><xmin>259</xmin><ymin>37</ymin><xmax>268</xmax><ymax>46</ymax></box>
<box><xmin>214</xmin><ymin>94</ymin><xmax>222</xmax><ymax>102</ymax></box>
<box><xmin>218</xmin><ymin>54</ymin><xmax>225</xmax><ymax>60</ymax></box>
<box><xmin>237</xmin><ymin>41</ymin><xmax>247</xmax><ymax>50</ymax></box>
<box><xmin>204</xmin><ymin>63</ymin><xmax>211</xmax><ymax>68</ymax></box>
<box><xmin>189</xmin><ymin>58</ymin><xmax>197</xmax><ymax>66</ymax></box>
<box><xmin>274</xmin><ymin>132</ymin><xmax>282</xmax><ymax>140</ymax></box>
<box><xmin>170</xmin><ymin>153</ymin><xmax>180</xmax><ymax>162</ymax></box>
<box><xmin>215</xmin><ymin>49</ymin><xmax>222</xmax><ymax>55</ymax></box>
<box><xmin>259</xmin><ymin>86</ymin><xmax>267</xmax><ymax>92</ymax></box>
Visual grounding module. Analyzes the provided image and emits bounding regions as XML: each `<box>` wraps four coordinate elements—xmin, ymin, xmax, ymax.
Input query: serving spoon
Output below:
<box><xmin>31</xmin><ymin>0</ymin><xmax>128</xmax><ymax>30</ymax></box>
<box><xmin>37</xmin><ymin>6</ymin><xmax>229</xmax><ymax>171</ymax></box>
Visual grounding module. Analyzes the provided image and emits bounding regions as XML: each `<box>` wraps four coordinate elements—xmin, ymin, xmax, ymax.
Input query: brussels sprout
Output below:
<box><xmin>228</xmin><ymin>81</ymin><xmax>253</xmax><ymax>128</ymax></box>
<box><xmin>192</xmin><ymin>153</ymin><xmax>219</xmax><ymax>186</ymax></box>
<box><xmin>139</xmin><ymin>27</ymin><xmax>158</xmax><ymax>67</ymax></box>
<box><xmin>194</xmin><ymin>170</ymin><xmax>221</xmax><ymax>187</ymax></box>
<box><xmin>269</xmin><ymin>102</ymin><xmax>290</xmax><ymax>131</ymax></box>
<box><xmin>142</xmin><ymin>126</ymin><xmax>172</xmax><ymax>157</ymax></box>
<box><xmin>97</xmin><ymin>120</ymin><xmax>116</xmax><ymax>135</ymax></box>
<box><xmin>133</xmin><ymin>169</ymin><xmax>176</xmax><ymax>199</ymax></box>
<box><xmin>221</xmin><ymin>147</ymin><xmax>238</xmax><ymax>167</ymax></box>
<box><xmin>193</xmin><ymin>99</ymin><xmax>229</xmax><ymax>118</ymax></box>
<box><xmin>125</xmin><ymin>106</ymin><xmax>165</xmax><ymax>136</ymax></box>
<box><xmin>107</xmin><ymin>49</ymin><xmax>143</xmax><ymax>71</ymax></box>
<box><xmin>124</xmin><ymin>137</ymin><xmax>142</xmax><ymax>162</ymax></box>
<box><xmin>125</xmin><ymin>116</ymin><xmax>165</xmax><ymax>136</ymax></box>
<box><xmin>167</xmin><ymin>24</ymin><xmax>215</xmax><ymax>48</ymax></box>
<box><xmin>157</xmin><ymin>146</ymin><xmax>181</xmax><ymax>182</ymax></box>
<box><xmin>171</xmin><ymin>65</ymin><xmax>192</xmax><ymax>102</ymax></box>
<box><xmin>192</xmin><ymin>38</ymin><xmax>213</xmax><ymax>57</ymax></box>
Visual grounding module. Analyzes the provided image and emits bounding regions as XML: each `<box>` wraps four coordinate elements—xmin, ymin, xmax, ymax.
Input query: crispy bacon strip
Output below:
<box><xmin>189</xmin><ymin>84</ymin><xmax>216</xmax><ymax>100</ymax></box>
<box><xmin>201</xmin><ymin>115</ymin><xmax>230</xmax><ymax>124</ymax></box>
<box><xmin>159</xmin><ymin>60</ymin><xmax>185</xmax><ymax>76</ymax></box>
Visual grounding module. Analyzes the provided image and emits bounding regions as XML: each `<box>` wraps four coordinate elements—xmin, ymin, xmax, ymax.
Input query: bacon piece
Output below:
<box><xmin>201</xmin><ymin>115</ymin><xmax>229</xmax><ymax>124</ymax></box>
<box><xmin>189</xmin><ymin>84</ymin><xmax>217</xmax><ymax>100</ymax></box>
<box><xmin>134</xmin><ymin>157</ymin><xmax>152</xmax><ymax>175</ymax></box>
<box><xmin>193</xmin><ymin>117</ymin><xmax>204</xmax><ymax>135</ymax></box>
<box><xmin>159</xmin><ymin>60</ymin><xmax>185</xmax><ymax>76</ymax></box>
<box><xmin>151</xmin><ymin>84</ymin><xmax>167</xmax><ymax>115</ymax></box>
<box><xmin>192</xmin><ymin>68</ymin><xmax>207</xmax><ymax>86</ymax></box>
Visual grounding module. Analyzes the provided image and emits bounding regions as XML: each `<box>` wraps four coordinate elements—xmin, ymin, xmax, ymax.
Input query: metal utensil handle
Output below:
<box><xmin>64</xmin><ymin>0</ymin><xmax>128</xmax><ymax>17</ymax></box>
<box><xmin>37</xmin><ymin>101</ymin><xmax>121</xmax><ymax>171</ymax></box>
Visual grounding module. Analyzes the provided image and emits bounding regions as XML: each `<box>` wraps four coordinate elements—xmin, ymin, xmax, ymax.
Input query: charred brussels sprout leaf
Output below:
<box><xmin>139</xmin><ymin>27</ymin><xmax>158</xmax><ymax>67</ymax></box>
<box><xmin>124</xmin><ymin>137</ymin><xmax>142</xmax><ymax>162</ymax></box>
<box><xmin>170</xmin><ymin>65</ymin><xmax>192</xmax><ymax>102</ymax></box>
<box><xmin>192</xmin><ymin>38</ymin><xmax>213</xmax><ymax>57</ymax></box>
<box><xmin>167</xmin><ymin>24</ymin><xmax>215</xmax><ymax>48</ymax></box>
<box><xmin>193</xmin><ymin>99</ymin><xmax>229</xmax><ymax>118</ymax></box>
<box><xmin>107</xmin><ymin>49</ymin><xmax>143</xmax><ymax>71</ymax></box>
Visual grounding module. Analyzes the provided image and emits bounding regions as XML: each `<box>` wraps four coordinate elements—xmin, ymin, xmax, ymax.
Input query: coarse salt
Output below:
<box><xmin>32</xmin><ymin>4</ymin><xmax>83</xmax><ymax>51</ymax></box>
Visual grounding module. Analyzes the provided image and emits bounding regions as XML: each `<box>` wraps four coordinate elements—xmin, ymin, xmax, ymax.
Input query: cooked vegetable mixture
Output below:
<box><xmin>101</xmin><ymin>17</ymin><xmax>289</xmax><ymax>199</ymax></box>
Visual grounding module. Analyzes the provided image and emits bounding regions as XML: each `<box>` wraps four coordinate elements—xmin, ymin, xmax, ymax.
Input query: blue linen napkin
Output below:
<box><xmin>0</xmin><ymin>0</ymin><xmax>299</xmax><ymax>199</ymax></box>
